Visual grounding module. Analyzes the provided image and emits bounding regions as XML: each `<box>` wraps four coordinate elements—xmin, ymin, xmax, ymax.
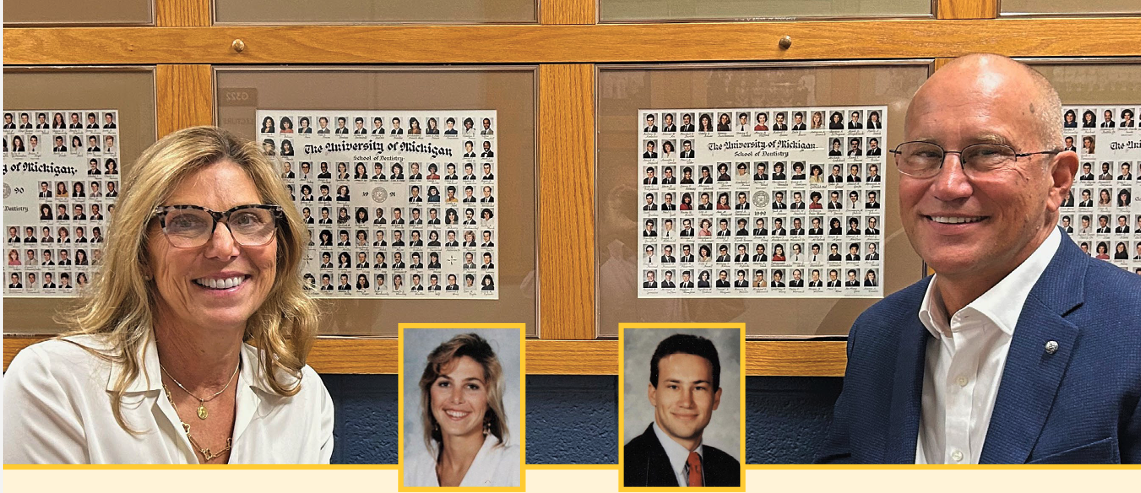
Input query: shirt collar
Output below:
<box><xmin>919</xmin><ymin>227</ymin><xmax>1061</xmax><ymax>338</ymax></box>
<box><xmin>652</xmin><ymin>421</ymin><xmax>703</xmax><ymax>481</ymax></box>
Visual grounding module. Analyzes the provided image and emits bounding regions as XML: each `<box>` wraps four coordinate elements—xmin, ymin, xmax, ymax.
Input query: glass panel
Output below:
<box><xmin>1001</xmin><ymin>0</ymin><xmax>1141</xmax><ymax>15</ymax></box>
<box><xmin>215</xmin><ymin>67</ymin><xmax>538</xmax><ymax>338</ymax></box>
<box><xmin>4</xmin><ymin>0</ymin><xmax>153</xmax><ymax>25</ymax></box>
<box><xmin>1027</xmin><ymin>60</ymin><xmax>1141</xmax><ymax>277</ymax></box>
<box><xmin>3</xmin><ymin>67</ymin><xmax>158</xmax><ymax>335</ymax></box>
<box><xmin>214</xmin><ymin>0</ymin><xmax>536</xmax><ymax>24</ymax></box>
<box><xmin>601</xmin><ymin>0</ymin><xmax>931</xmax><ymax>22</ymax></box>
<box><xmin>597</xmin><ymin>62</ymin><xmax>930</xmax><ymax>338</ymax></box>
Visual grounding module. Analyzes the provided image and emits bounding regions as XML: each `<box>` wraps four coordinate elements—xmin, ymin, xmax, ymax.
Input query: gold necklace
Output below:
<box><xmin>159</xmin><ymin>361</ymin><xmax>239</xmax><ymax>420</ymax></box>
<box><xmin>163</xmin><ymin>383</ymin><xmax>232</xmax><ymax>462</ymax></box>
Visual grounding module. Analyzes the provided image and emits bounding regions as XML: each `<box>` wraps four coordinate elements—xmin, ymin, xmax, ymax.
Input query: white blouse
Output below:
<box><xmin>3</xmin><ymin>334</ymin><xmax>334</xmax><ymax>464</ymax></box>
<box><xmin>404</xmin><ymin>435</ymin><xmax>521</xmax><ymax>487</ymax></box>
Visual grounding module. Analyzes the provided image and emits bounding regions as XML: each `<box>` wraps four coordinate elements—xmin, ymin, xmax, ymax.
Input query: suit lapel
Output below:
<box><xmin>980</xmin><ymin>236</ymin><xmax>1086</xmax><ymax>463</ymax></box>
<box><xmin>885</xmin><ymin>310</ymin><xmax>930</xmax><ymax>463</ymax></box>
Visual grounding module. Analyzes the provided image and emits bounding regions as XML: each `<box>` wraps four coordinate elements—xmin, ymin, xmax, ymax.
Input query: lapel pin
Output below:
<box><xmin>1045</xmin><ymin>340</ymin><xmax>1059</xmax><ymax>355</ymax></box>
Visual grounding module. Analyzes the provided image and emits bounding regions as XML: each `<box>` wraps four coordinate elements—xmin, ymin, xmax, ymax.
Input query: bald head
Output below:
<box><xmin>909</xmin><ymin>54</ymin><xmax>1062</xmax><ymax>150</ymax></box>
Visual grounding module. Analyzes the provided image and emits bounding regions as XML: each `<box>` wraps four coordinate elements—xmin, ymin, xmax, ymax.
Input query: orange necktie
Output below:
<box><xmin>686</xmin><ymin>451</ymin><xmax>702</xmax><ymax>487</ymax></box>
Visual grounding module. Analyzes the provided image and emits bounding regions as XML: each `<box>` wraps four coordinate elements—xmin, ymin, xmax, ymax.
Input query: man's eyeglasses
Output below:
<box><xmin>889</xmin><ymin>141</ymin><xmax>1060</xmax><ymax>179</ymax></box>
<box><xmin>153</xmin><ymin>204</ymin><xmax>282</xmax><ymax>248</ymax></box>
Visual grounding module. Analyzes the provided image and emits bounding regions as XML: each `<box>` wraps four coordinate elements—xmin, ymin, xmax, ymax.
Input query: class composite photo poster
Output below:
<box><xmin>1059</xmin><ymin>105</ymin><xmax>1141</xmax><ymax>274</ymax></box>
<box><xmin>4</xmin><ymin>110</ymin><xmax>119</xmax><ymax>297</ymax></box>
<box><xmin>637</xmin><ymin>107</ymin><xmax>887</xmax><ymax>298</ymax></box>
<box><xmin>256</xmin><ymin>110</ymin><xmax>501</xmax><ymax>299</ymax></box>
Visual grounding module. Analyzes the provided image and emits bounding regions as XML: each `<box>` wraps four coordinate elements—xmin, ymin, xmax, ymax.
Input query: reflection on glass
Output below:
<box><xmin>1001</xmin><ymin>0</ymin><xmax>1141</xmax><ymax>15</ymax></box>
<box><xmin>215</xmin><ymin>0</ymin><xmax>536</xmax><ymax>24</ymax></box>
<box><xmin>4</xmin><ymin>0</ymin><xmax>152</xmax><ymax>25</ymax></box>
<box><xmin>596</xmin><ymin>63</ymin><xmax>929</xmax><ymax>337</ymax></box>
<box><xmin>214</xmin><ymin>67</ymin><xmax>538</xmax><ymax>337</ymax></box>
<box><xmin>601</xmin><ymin>0</ymin><xmax>930</xmax><ymax>22</ymax></box>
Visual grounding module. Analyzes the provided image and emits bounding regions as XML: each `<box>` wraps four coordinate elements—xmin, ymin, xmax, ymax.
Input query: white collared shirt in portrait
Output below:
<box><xmin>404</xmin><ymin>434</ymin><xmax>520</xmax><ymax>487</ymax></box>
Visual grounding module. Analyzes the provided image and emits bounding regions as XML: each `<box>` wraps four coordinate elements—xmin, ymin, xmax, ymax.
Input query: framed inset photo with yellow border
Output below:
<box><xmin>619</xmin><ymin>323</ymin><xmax>745</xmax><ymax>491</ymax></box>
<box><xmin>398</xmin><ymin>323</ymin><xmax>526</xmax><ymax>491</ymax></box>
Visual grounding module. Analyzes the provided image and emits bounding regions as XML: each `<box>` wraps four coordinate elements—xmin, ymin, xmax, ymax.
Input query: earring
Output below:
<box><xmin>483</xmin><ymin>419</ymin><xmax>491</xmax><ymax>437</ymax></box>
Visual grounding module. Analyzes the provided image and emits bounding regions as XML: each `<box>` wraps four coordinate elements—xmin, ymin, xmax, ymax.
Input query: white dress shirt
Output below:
<box><xmin>3</xmin><ymin>334</ymin><xmax>334</xmax><ymax>464</ymax></box>
<box><xmin>652</xmin><ymin>421</ymin><xmax>704</xmax><ymax>486</ymax></box>
<box><xmin>404</xmin><ymin>435</ymin><xmax>520</xmax><ymax>487</ymax></box>
<box><xmin>915</xmin><ymin>228</ymin><xmax>1061</xmax><ymax>464</ymax></box>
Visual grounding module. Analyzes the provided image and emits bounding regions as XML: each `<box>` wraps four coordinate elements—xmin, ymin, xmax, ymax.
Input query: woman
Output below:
<box><xmin>337</xmin><ymin>162</ymin><xmax>350</xmax><ymax>180</ymax></box>
<box><xmin>829</xmin><ymin>112</ymin><xmax>844</xmax><ymax>130</ymax></box>
<box><xmin>481</xmin><ymin>275</ymin><xmax>495</xmax><ymax>291</ymax></box>
<box><xmin>716</xmin><ymin>193</ymin><xmax>730</xmax><ymax>210</ymax></box>
<box><xmin>56</xmin><ymin>181</ymin><xmax>69</xmax><ymax>198</ymax></box>
<box><xmin>810</xmin><ymin>111</ymin><xmax>824</xmax><ymax>130</ymax></box>
<box><xmin>279</xmin><ymin>116</ymin><xmax>294</xmax><ymax>134</ymax></box>
<box><xmin>53</xmin><ymin>112</ymin><xmax>66</xmax><ymax>129</ymax></box>
<box><xmin>481</xmin><ymin>209</ymin><xmax>494</xmax><ymax>228</ymax></box>
<box><xmin>698</xmin><ymin>219</ymin><xmax>713</xmax><ymax>237</ymax></box>
<box><xmin>864</xmin><ymin>270</ymin><xmax>878</xmax><ymax>287</ymax></box>
<box><xmin>1099</xmin><ymin>189</ymin><xmax>1112</xmax><ymax>207</ymax></box>
<box><xmin>809</xmin><ymin>165</ymin><xmax>824</xmax><ymax>184</ymax></box>
<box><xmin>445</xmin><ymin>209</ymin><xmax>460</xmax><ymax>225</ymax></box>
<box><xmin>697</xmin><ymin>270</ymin><xmax>712</xmax><ymax>288</ymax></box>
<box><xmin>8</xmin><ymin>249</ymin><xmax>21</xmax><ymax>265</ymax></box>
<box><xmin>699</xmin><ymin>114</ymin><xmax>714</xmax><ymax>132</ymax></box>
<box><xmin>772</xmin><ymin>245</ymin><xmax>786</xmax><ymax>262</ymax></box>
<box><xmin>661</xmin><ymin>140</ymin><xmax>675</xmax><ymax>159</ymax></box>
<box><xmin>40</xmin><ymin>204</ymin><xmax>53</xmax><ymax>221</ymax></box>
<box><xmin>1063</xmin><ymin>110</ymin><xmax>1077</xmax><ymax>128</ymax></box>
<box><xmin>716</xmin><ymin>113</ymin><xmax>731</xmax><ymax>132</ymax></box>
<box><xmin>355</xmin><ymin>274</ymin><xmax>370</xmax><ymax>290</ymax></box>
<box><xmin>1082</xmin><ymin>110</ymin><xmax>1096</xmax><ymax>128</ymax></box>
<box><xmin>1114</xmin><ymin>242</ymin><xmax>1129</xmax><ymax>260</ymax></box>
<box><xmin>405</xmin><ymin>333</ymin><xmax>519</xmax><ymax>486</ymax></box>
<box><xmin>698</xmin><ymin>245</ymin><xmax>712</xmax><ymax>263</ymax></box>
<box><xmin>280</xmin><ymin>140</ymin><xmax>294</xmax><ymax>157</ymax></box>
<box><xmin>73</xmin><ymin>181</ymin><xmax>86</xmax><ymax>198</ymax></box>
<box><xmin>829</xmin><ymin>218</ymin><xmax>842</xmax><ymax>235</ymax></box>
<box><xmin>11</xmin><ymin>135</ymin><xmax>26</xmax><ymax>152</ymax></box>
<box><xmin>426</xmin><ymin>118</ymin><xmax>440</xmax><ymax>135</ymax></box>
<box><xmin>3</xmin><ymin>126</ymin><xmax>332</xmax><ymax>463</ymax></box>
<box><xmin>260</xmin><ymin>116</ymin><xmax>276</xmax><ymax>133</ymax></box>
<box><xmin>866</xmin><ymin>111</ymin><xmax>882</xmax><ymax>129</ymax></box>
<box><xmin>754</xmin><ymin>113</ymin><xmax>768</xmax><ymax>131</ymax></box>
<box><xmin>1118</xmin><ymin>189</ymin><xmax>1131</xmax><ymax>207</ymax></box>
<box><xmin>680</xmin><ymin>193</ymin><xmax>693</xmax><ymax>211</ymax></box>
<box><xmin>1095</xmin><ymin>242</ymin><xmax>1110</xmax><ymax>260</ymax></box>
<box><xmin>409</xmin><ymin>117</ymin><xmax>422</xmax><ymax>135</ymax></box>
<box><xmin>75</xmin><ymin>249</ymin><xmax>89</xmax><ymax>266</ymax></box>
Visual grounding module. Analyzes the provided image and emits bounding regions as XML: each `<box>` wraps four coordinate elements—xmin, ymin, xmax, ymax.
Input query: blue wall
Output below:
<box><xmin>323</xmin><ymin>374</ymin><xmax>842</xmax><ymax>465</ymax></box>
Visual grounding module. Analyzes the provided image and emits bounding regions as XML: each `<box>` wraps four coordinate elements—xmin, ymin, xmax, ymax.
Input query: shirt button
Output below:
<box><xmin>957</xmin><ymin>376</ymin><xmax>968</xmax><ymax>387</ymax></box>
<box><xmin>951</xmin><ymin>450</ymin><xmax>964</xmax><ymax>462</ymax></box>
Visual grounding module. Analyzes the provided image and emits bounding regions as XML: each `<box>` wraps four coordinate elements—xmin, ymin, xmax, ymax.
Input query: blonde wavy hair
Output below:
<box><xmin>418</xmin><ymin>333</ymin><xmax>509</xmax><ymax>455</ymax></box>
<box><xmin>59</xmin><ymin>126</ymin><xmax>318</xmax><ymax>431</ymax></box>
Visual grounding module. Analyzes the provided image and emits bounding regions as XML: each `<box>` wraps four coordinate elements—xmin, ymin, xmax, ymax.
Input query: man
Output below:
<box><xmin>643</xmin><ymin>141</ymin><xmax>658</xmax><ymax>159</ymax></box>
<box><xmin>660</xmin><ymin>270</ymin><xmax>676</xmax><ymax>288</ymax></box>
<box><xmin>625</xmin><ymin>335</ymin><xmax>739</xmax><ymax>488</ymax></box>
<box><xmin>826</xmin><ymin>269</ymin><xmax>841</xmax><ymax>287</ymax></box>
<box><xmin>644</xmin><ymin>114</ymin><xmax>658</xmax><ymax>133</ymax></box>
<box><xmin>353</xmin><ymin>116</ymin><xmax>367</xmax><ymax>134</ymax></box>
<box><xmin>661</xmin><ymin>167</ymin><xmax>677</xmax><ymax>185</ymax></box>
<box><xmin>791</xmin><ymin>112</ymin><xmax>807</xmax><ymax>131</ymax></box>
<box><xmin>1078</xmin><ymin>162</ymin><xmax>1094</xmax><ymax>180</ymax></box>
<box><xmin>481</xmin><ymin>118</ymin><xmax>495</xmax><ymax>136</ymax></box>
<box><xmin>678</xmin><ymin>271</ymin><xmax>694</xmax><ymax>288</ymax></box>
<box><xmin>867</xmin><ymin>138</ymin><xmax>882</xmax><ymax>156</ymax></box>
<box><xmin>790</xmin><ymin>191</ymin><xmax>806</xmax><ymax>210</ymax></box>
<box><xmin>3</xmin><ymin>113</ymin><xmax>15</xmax><ymax>129</ymax></box>
<box><xmin>1115</xmin><ymin>215</ymin><xmax>1130</xmax><ymax>234</ymax></box>
<box><xmin>1064</xmin><ymin>136</ymin><xmax>1077</xmax><ymax>153</ymax></box>
<box><xmin>662</xmin><ymin>114</ymin><xmax>677</xmax><ymax>133</ymax></box>
<box><xmin>680</xmin><ymin>245</ymin><xmax>694</xmax><ymax>263</ymax></box>
<box><xmin>643</xmin><ymin>167</ymin><xmax>658</xmax><ymax>185</ymax></box>
<box><xmin>643</xmin><ymin>271</ymin><xmax>658</xmax><ymax>289</ymax></box>
<box><xmin>1096</xmin><ymin>215</ymin><xmax>1111</xmax><ymax>234</ymax></box>
<box><xmin>819</xmin><ymin>54</ymin><xmax>1141</xmax><ymax>464</ymax></box>
<box><xmin>865</xmin><ymin>242</ymin><xmax>880</xmax><ymax>261</ymax></box>
<box><xmin>52</xmin><ymin>136</ymin><xmax>67</xmax><ymax>153</ymax></box>
<box><xmin>480</xmin><ymin>141</ymin><xmax>494</xmax><ymax>158</ymax></box>
<box><xmin>789</xmin><ymin>269</ymin><xmax>805</xmax><ymax>287</ymax></box>
<box><xmin>770</xmin><ymin>270</ymin><xmax>785</xmax><ymax>288</ymax></box>
<box><xmin>679</xmin><ymin>114</ymin><xmax>695</xmax><ymax>133</ymax></box>
<box><xmin>334</xmin><ymin>116</ymin><xmax>349</xmax><ymax>134</ymax></box>
<box><xmin>733</xmin><ymin>270</ymin><xmax>749</xmax><ymax>287</ymax></box>
<box><xmin>680</xmin><ymin>140</ymin><xmax>695</xmax><ymax>159</ymax></box>
<box><xmin>848</xmin><ymin>111</ymin><xmax>863</xmax><ymax>129</ymax></box>
<box><xmin>865</xmin><ymin>191</ymin><xmax>881</xmax><ymax>209</ymax></box>
<box><xmin>828</xmin><ymin>164</ymin><xmax>844</xmax><ymax>183</ymax></box>
<box><xmin>790</xmin><ymin>218</ymin><xmax>805</xmax><ymax>236</ymax></box>
<box><xmin>844</xmin><ymin>269</ymin><xmax>860</xmax><ymax>287</ymax></box>
<box><xmin>808</xmin><ymin>269</ymin><xmax>823</xmax><ymax>287</ymax></box>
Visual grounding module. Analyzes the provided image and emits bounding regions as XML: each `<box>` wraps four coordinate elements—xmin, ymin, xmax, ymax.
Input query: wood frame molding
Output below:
<box><xmin>3</xmin><ymin>336</ymin><xmax>846</xmax><ymax>376</ymax></box>
<box><xmin>937</xmin><ymin>0</ymin><xmax>998</xmax><ymax>20</ymax></box>
<box><xmin>538</xmin><ymin>64</ymin><xmax>596</xmax><ymax>339</ymax></box>
<box><xmin>156</xmin><ymin>0</ymin><xmax>211</xmax><ymax>27</ymax></box>
<box><xmin>540</xmin><ymin>0</ymin><xmax>596</xmax><ymax>25</ymax></box>
<box><xmin>155</xmin><ymin>64</ymin><xmax>214</xmax><ymax>137</ymax></box>
<box><xmin>7</xmin><ymin>18</ymin><xmax>1141</xmax><ymax>66</ymax></box>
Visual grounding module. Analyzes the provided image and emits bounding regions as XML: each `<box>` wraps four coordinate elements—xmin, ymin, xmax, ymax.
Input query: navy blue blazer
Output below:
<box><xmin>818</xmin><ymin>234</ymin><xmax>1141</xmax><ymax>464</ymax></box>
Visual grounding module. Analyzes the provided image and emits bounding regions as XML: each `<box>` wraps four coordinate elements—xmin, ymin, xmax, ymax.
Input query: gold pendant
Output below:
<box><xmin>197</xmin><ymin>403</ymin><xmax>208</xmax><ymax>420</ymax></box>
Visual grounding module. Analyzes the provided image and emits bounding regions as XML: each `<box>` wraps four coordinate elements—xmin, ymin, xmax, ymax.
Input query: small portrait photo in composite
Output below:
<box><xmin>399</xmin><ymin>325</ymin><xmax>525</xmax><ymax>489</ymax></box>
<box><xmin>620</xmin><ymin>324</ymin><xmax>744</xmax><ymax>490</ymax></box>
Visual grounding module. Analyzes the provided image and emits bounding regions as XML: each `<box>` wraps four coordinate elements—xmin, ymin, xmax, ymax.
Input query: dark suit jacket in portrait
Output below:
<box><xmin>624</xmin><ymin>424</ymin><xmax>740</xmax><ymax>487</ymax></box>
<box><xmin>817</xmin><ymin>234</ymin><xmax>1141</xmax><ymax>464</ymax></box>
